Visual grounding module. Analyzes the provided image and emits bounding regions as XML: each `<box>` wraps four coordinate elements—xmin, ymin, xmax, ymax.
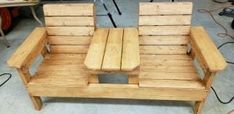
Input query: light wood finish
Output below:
<box><xmin>85</xmin><ymin>28</ymin><xmax>140</xmax><ymax>72</ymax></box>
<box><xmin>139</xmin><ymin>26</ymin><xmax>190</xmax><ymax>36</ymax></box>
<box><xmin>50</xmin><ymin>45</ymin><xmax>89</xmax><ymax>54</ymax></box>
<box><xmin>29</xmin><ymin>95</ymin><xmax>42</xmax><ymax>110</ymax></box>
<box><xmin>84</xmin><ymin>29</ymin><xmax>109</xmax><ymax>70</ymax></box>
<box><xmin>88</xmin><ymin>75</ymin><xmax>99</xmax><ymax>84</ymax></box>
<box><xmin>194</xmin><ymin>101</ymin><xmax>205</xmax><ymax>114</ymax></box>
<box><xmin>46</xmin><ymin>27</ymin><xmax>94</xmax><ymax>36</ymax></box>
<box><xmin>190</xmin><ymin>27</ymin><xmax>227</xmax><ymax>72</ymax></box>
<box><xmin>102</xmin><ymin>28</ymin><xmax>123</xmax><ymax>71</ymax></box>
<box><xmin>48</xmin><ymin>36</ymin><xmax>91</xmax><ymax>45</ymax></box>
<box><xmin>140</xmin><ymin>46</ymin><xmax>187</xmax><ymax>55</ymax></box>
<box><xmin>43</xmin><ymin>3</ymin><xmax>94</xmax><ymax>16</ymax></box>
<box><xmin>139</xmin><ymin>2</ymin><xmax>193</xmax><ymax>15</ymax></box>
<box><xmin>128</xmin><ymin>75</ymin><xmax>139</xmax><ymax>84</ymax></box>
<box><xmin>140</xmin><ymin>36</ymin><xmax>189</xmax><ymax>45</ymax></box>
<box><xmin>122</xmin><ymin>28</ymin><xmax>140</xmax><ymax>71</ymax></box>
<box><xmin>7</xmin><ymin>27</ymin><xmax>47</xmax><ymax>68</ymax></box>
<box><xmin>139</xmin><ymin>15</ymin><xmax>191</xmax><ymax>26</ymax></box>
<box><xmin>45</xmin><ymin>17</ymin><xmax>94</xmax><ymax>26</ymax></box>
<box><xmin>29</xmin><ymin>54</ymin><xmax>89</xmax><ymax>87</ymax></box>
<box><xmin>17</xmin><ymin>67</ymin><xmax>31</xmax><ymax>85</ymax></box>
<box><xmin>28</xmin><ymin>84</ymin><xmax>207</xmax><ymax>101</ymax></box>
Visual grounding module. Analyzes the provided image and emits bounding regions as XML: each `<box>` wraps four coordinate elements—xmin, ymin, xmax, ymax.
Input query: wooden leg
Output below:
<box><xmin>30</xmin><ymin>95</ymin><xmax>42</xmax><ymax>110</ymax></box>
<box><xmin>128</xmin><ymin>75</ymin><xmax>139</xmax><ymax>84</ymax></box>
<box><xmin>89</xmin><ymin>75</ymin><xmax>99</xmax><ymax>84</ymax></box>
<box><xmin>194</xmin><ymin>100</ymin><xmax>205</xmax><ymax>114</ymax></box>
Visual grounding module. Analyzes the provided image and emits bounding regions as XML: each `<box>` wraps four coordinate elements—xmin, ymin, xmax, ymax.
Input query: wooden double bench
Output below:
<box><xmin>7</xmin><ymin>2</ymin><xmax>227</xmax><ymax>114</ymax></box>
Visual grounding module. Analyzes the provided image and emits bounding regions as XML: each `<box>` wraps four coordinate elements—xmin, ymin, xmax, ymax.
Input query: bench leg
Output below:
<box><xmin>194</xmin><ymin>100</ymin><xmax>205</xmax><ymax>114</ymax></box>
<box><xmin>30</xmin><ymin>95</ymin><xmax>42</xmax><ymax>110</ymax></box>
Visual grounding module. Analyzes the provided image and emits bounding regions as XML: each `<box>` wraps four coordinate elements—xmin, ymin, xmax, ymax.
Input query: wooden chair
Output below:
<box><xmin>7</xmin><ymin>2</ymin><xmax>227</xmax><ymax>114</ymax></box>
<box><xmin>138</xmin><ymin>2</ymin><xmax>227</xmax><ymax>114</ymax></box>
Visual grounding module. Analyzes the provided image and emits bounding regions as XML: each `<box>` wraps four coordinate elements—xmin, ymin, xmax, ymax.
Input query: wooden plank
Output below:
<box><xmin>140</xmin><ymin>55</ymin><xmax>192</xmax><ymax>60</ymax></box>
<box><xmin>139</xmin><ymin>79</ymin><xmax>204</xmax><ymax>90</ymax></box>
<box><xmin>139</xmin><ymin>2</ymin><xmax>193</xmax><ymax>15</ymax></box>
<box><xmin>141</xmin><ymin>59</ymin><xmax>193</xmax><ymax>66</ymax></box>
<box><xmin>43</xmin><ymin>3</ymin><xmax>93</xmax><ymax>16</ymax></box>
<box><xmin>102</xmin><ymin>28</ymin><xmax>123</xmax><ymax>71</ymax></box>
<box><xmin>48</xmin><ymin>36</ymin><xmax>91</xmax><ymax>45</ymax></box>
<box><xmin>140</xmin><ymin>46</ymin><xmax>187</xmax><ymax>55</ymax></box>
<box><xmin>7</xmin><ymin>27</ymin><xmax>46</xmax><ymax>68</ymax></box>
<box><xmin>121</xmin><ymin>28</ymin><xmax>140</xmax><ymax>71</ymax></box>
<box><xmin>139</xmin><ymin>26</ymin><xmax>190</xmax><ymax>35</ymax></box>
<box><xmin>30</xmin><ymin>74</ymin><xmax>88</xmax><ymax>87</ymax></box>
<box><xmin>140</xmin><ymin>66</ymin><xmax>197</xmax><ymax>73</ymax></box>
<box><xmin>45</xmin><ymin>54</ymin><xmax>86</xmax><ymax>60</ymax></box>
<box><xmin>28</xmin><ymin>84</ymin><xmax>206</xmax><ymax>101</ymax></box>
<box><xmin>190</xmin><ymin>27</ymin><xmax>227</xmax><ymax>72</ymax></box>
<box><xmin>50</xmin><ymin>45</ymin><xmax>89</xmax><ymax>54</ymax></box>
<box><xmin>139</xmin><ymin>15</ymin><xmax>191</xmax><ymax>26</ymax></box>
<box><xmin>140</xmin><ymin>35</ymin><xmax>189</xmax><ymax>45</ymax></box>
<box><xmin>140</xmin><ymin>72</ymin><xmax>200</xmax><ymax>80</ymax></box>
<box><xmin>45</xmin><ymin>17</ymin><xmax>94</xmax><ymax>26</ymax></box>
<box><xmin>84</xmin><ymin>29</ymin><xmax>109</xmax><ymax>70</ymax></box>
<box><xmin>46</xmin><ymin>27</ymin><xmax>94</xmax><ymax>36</ymax></box>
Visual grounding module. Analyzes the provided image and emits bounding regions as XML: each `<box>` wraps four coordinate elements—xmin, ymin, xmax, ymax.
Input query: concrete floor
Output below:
<box><xmin>0</xmin><ymin>0</ymin><xmax>234</xmax><ymax>114</ymax></box>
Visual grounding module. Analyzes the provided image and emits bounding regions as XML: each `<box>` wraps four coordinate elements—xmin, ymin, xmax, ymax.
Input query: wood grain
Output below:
<box><xmin>190</xmin><ymin>26</ymin><xmax>227</xmax><ymax>72</ymax></box>
<box><xmin>102</xmin><ymin>28</ymin><xmax>123</xmax><ymax>71</ymax></box>
<box><xmin>139</xmin><ymin>2</ymin><xmax>193</xmax><ymax>15</ymax></box>
<box><xmin>84</xmin><ymin>29</ymin><xmax>109</xmax><ymax>70</ymax></box>
<box><xmin>121</xmin><ymin>28</ymin><xmax>140</xmax><ymax>71</ymax></box>
<box><xmin>44</xmin><ymin>3</ymin><xmax>94</xmax><ymax>16</ymax></box>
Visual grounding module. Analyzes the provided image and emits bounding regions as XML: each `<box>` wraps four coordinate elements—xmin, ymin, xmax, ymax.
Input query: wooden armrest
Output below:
<box><xmin>7</xmin><ymin>27</ymin><xmax>47</xmax><ymax>68</ymax></box>
<box><xmin>190</xmin><ymin>26</ymin><xmax>227</xmax><ymax>72</ymax></box>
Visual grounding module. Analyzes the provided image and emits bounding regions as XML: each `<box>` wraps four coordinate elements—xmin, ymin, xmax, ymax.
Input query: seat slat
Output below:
<box><xmin>140</xmin><ymin>66</ymin><xmax>196</xmax><ymax>73</ymax></box>
<box><xmin>140</xmin><ymin>55</ymin><xmax>192</xmax><ymax>60</ymax></box>
<box><xmin>139</xmin><ymin>79</ymin><xmax>204</xmax><ymax>90</ymax></box>
<box><xmin>48</xmin><ymin>36</ymin><xmax>91</xmax><ymax>45</ymax></box>
<box><xmin>139</xmin><ymin>16</ymin><xmax>191</xmax><ymax>26</ymax></box>
<box><xmin>140</xmin><ymin>35</ymin><xmax>189</xmax><ymax>45</ymax></box>
<box><xmin>45</xmin><ymin>17</ymin><xmax>94</xmax><ymax>26</ymax></box>
<box><xmin>141</xmin><ymin>59</ymin><xmax>193</xmax><ymax>66</ymax></box>
<box><xmin>102</xmin><ymin>28</ymin><xmax>123</xmax><ymax>71</ymax></box>
<box><xmin>43</xmin><ymin>3</ymin><xmax>94</xmax><ymax>16</ymax></box>
<box><xmin>47</xmin><ymin>27</ymin><xmax>94</xmax><ymax>36</ymax></box>
<box><xmin>139</xmin><ymin>26</ymin><xmax>190</xmax><ymax>36</ymax></box>
<box><xmin>140</xmin><ymin>46</ymin><xmax>187</xmax><ymax>55</ymax></box>
<box><xmin>140</xmin><ymin>72</ymin><xmax>200</xmax><ymax>80</ymax></box>
<box><xmin>50</xmin><ymin>45</ymin><xmax>89</xmax><ymax>54</ymax></box>
<box><xmin>139</xmin><ymin>2</ymin><xmax>193</xmax><ymax>15</ymax></box>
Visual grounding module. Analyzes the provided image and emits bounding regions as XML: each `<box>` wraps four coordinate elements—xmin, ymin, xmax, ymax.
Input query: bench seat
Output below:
<box><xmin>139</xmin><ymin>54</ymin><xmax>204</xmax><ymax>90</ymax></box>
<box><xmin>29</xmin><ymin>54</ymin><xmax>89</xmax><ymax>87</ymax></box>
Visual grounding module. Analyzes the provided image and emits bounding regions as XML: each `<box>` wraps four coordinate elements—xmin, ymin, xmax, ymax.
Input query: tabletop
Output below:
<box><xmin>84</xmin><ymin>28</ymin><xmax>140</xmax><ymax>72</ymax></box>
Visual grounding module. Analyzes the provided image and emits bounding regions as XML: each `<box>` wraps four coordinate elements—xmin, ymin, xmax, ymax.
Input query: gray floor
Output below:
<box><xmin>0</xmin><ymin>0</ymin><xmax>234</xmax><ymax>114</ymax></box>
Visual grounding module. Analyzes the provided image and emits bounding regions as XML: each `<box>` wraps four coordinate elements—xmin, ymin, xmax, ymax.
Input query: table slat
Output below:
<box><xmin>84</xmin><ymin>29</ymin><xmax>109</xmax><ymax>70</ymax></box>
<box><xmin>121</xmin><ymin>28</ymin><xmax>140</xmax><ymax>71</ymax></box>
<box><xmin>102</xmin><ymin>28</ymin><xmax>123</xmax><ymax>71</ymax></box>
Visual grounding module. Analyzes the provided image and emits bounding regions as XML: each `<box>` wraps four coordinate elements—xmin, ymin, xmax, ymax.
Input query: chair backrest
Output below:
<box><xmin>43</xmin><ymin>3</ymin><xmax>95</xmax><ymax>54</ymax></box>
<box><xmin>138</xmin><ymin>2</ymin><xmax>193</xmax><ymax>55</ymax></box>
<box><xmin>139</xmin><ymin>2</ymin><xmax>192</xmax><ymax>36</ymax></box>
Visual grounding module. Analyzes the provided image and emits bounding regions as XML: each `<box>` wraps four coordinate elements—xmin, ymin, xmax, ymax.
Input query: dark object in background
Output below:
<box><xmin>219</xmin><ymin>8</ymin><xmax>234</xmax><ymax>29</ymax></box>
<box><xmin>0</xmin><ymin>7</ymin><xmax>20</xmax><ymax>35</ymax></box>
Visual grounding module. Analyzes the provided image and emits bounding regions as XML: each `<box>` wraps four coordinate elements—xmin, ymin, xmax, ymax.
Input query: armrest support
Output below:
<box><xmin>7</xmin><ymin>27</ymin><xmax>47</xmax><ymax>68</ymax></box>
<box><xmin>190</xmin><ymin>26</ymin><xmax>227</xmax><ymax>72</ymax></box>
